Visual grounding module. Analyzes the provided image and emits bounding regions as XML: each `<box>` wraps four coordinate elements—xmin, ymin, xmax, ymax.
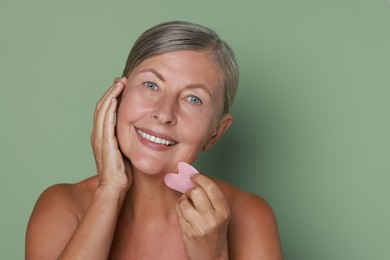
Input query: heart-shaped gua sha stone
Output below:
<box><xmin>164</xmin><ymin>162</ymin><xmax>200</xmax><ymax>193</ymax></box>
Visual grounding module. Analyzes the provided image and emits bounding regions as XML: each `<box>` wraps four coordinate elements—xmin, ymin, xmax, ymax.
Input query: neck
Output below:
<box><xmin>122</xmin><ymin>160</ymin><xmax>181</xmax><ymax>223</ymax></box>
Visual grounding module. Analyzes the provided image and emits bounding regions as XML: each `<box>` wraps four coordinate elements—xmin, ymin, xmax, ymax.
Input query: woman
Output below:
<box><xmin>26</xmin><ymin>21</ymin><xmax>283</xmax><ymax>259</ymax></box>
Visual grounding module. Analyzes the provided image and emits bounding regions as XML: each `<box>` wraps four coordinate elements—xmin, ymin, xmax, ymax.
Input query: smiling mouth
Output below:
<box><xmin>136</xmin><ymin>128</ymin><xmax>177</xmax><ymax>146</ymax></box>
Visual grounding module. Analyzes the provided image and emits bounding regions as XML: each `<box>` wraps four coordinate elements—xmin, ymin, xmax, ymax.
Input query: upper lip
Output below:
<box><xmin>135</xmin><ymin>127</ymin><xmax>178</xmax><ymax>144</ymax></box>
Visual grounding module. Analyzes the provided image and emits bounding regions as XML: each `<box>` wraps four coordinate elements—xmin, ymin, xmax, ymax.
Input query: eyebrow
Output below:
<box><xmin>186</xmin><ymin>84</ymin><xmax>213</xmax><ymax>98</ymax></box>
<box><xmin>138</xmin><ymin>68</ymin><xmax>214</xmax><ymax>98</ymax></box>
<box><xmin>138</xmin><ymin>68</ymin><xmax>165</xmax><ymax>81</ymax></box>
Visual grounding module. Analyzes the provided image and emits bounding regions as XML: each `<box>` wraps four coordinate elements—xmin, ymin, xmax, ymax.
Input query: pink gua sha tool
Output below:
<box><xmin>164</xmin><ymin>162</ymin><xmax>200</xmax><ymax>193</ymax></box>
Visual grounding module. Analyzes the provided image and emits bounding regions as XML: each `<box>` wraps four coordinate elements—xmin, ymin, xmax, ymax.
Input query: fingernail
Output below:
<box><xmin>111</xmin><ymin>97</ymin><xmax>116</xmax><ymax>103</ymax></box>
<box><xmin>120</xmin><ymin>77</ymin><xmax>127</xmax><ymax>84</ymax></box>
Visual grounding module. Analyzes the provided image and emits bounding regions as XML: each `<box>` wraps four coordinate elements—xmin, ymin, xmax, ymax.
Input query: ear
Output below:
<box><xmin>203</xmin><ymin>114</ymin><xmax>233</xmax><ymax>151</ymax></box>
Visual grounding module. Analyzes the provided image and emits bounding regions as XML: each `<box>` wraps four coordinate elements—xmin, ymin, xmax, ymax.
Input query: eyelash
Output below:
<box><xmin>143</xmin><ymin>81</ymin><xmax>203</xmax><ymax>105</ymax></box>
<box><xmin>187</xmin><ymin>96</ymin><xmax>202</xmax><ymax>104</ymax></box>
<box><xmin>144</xmin><ymin>82</ymin><xmax>158</xmax><ymax>90</ymax></box>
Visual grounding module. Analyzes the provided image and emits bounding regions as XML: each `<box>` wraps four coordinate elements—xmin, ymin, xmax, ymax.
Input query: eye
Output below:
<box><xmin>144</xmin><ymin>82</ymin><xmax>158</xmax><ymax>90</ymax></box>
<box><xmin>187</xmin><ymin>95</ymin><xmax>202</xmax><ymax>104</ymax></box>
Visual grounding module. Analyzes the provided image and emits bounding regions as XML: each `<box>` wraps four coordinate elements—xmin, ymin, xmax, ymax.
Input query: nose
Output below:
<box><xmin>151</xmin><ymin>95</ymin><xmax>177</xmax><ymax>125</ymax></box>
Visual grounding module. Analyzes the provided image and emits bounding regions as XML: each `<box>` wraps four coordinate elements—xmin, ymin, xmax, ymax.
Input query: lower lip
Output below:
<box><xmin>134</xmin><ymin>128</ymin><xmax>175</xmax><ymax>151</ymax></box>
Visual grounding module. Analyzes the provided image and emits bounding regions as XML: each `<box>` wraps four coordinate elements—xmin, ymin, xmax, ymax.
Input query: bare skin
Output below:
<box><xmin>26</xmin><ymin>175</ymin><xmax>282</xmax><ymax>259</ymax></box>
<box><xmin>26</xmin><ymin>51</ymin><xmax>283</xmax><ymax>259</ymax></box>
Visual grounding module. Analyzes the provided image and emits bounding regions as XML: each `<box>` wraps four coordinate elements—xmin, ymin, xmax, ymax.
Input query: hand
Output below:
<box><xmin>91</xmin><ymin>77</ymin><xmax>130</xmax><ymax>191</ymax></box>
<box><xmin>176</xmin><ymin>174</ymin><xmax>230</xmax><ymax>260</ymax></box>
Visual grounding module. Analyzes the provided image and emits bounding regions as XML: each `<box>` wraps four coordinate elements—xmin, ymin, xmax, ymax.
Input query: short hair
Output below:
<box><xmin>122</xmin><ymin>21</ymin><xmax>239</xmax><ymax>115</ymax></box>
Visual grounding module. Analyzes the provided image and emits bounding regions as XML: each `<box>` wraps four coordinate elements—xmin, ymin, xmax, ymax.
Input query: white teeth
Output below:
<box><xmin>137</xmin><ymin>129</ymin><xmax>175</xmax><ymax>146</ymax></box>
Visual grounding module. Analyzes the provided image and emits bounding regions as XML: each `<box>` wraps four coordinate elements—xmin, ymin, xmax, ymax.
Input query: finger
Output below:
<box><xmin>191</xmin><ymin>175</ymin><xmax>229</xmax><ymax>212</ymax></box>
<box><xmin>113</xmin><ymin>77</ymin><xmax>122</xmax><ymax>84</ymax></box>
<box><xmin>94</xmin><ymin>82</ymin><xmax>117</xmax><ymax>120</ymax></box>
<box><xmin>177</xmin><ymin>195</ymin><xmax>200</xmax><ymax>224</ymax></box>
<box><xmin>92</xmin><ymin>98</ymin><xmax>119</xmax><ymax>174</ymax></box>
<box><xmin>91</xmin><ymin>78</ymin><xmax>126</xmax><ymax>174</ymax></box>
<box><xmin>103</xmin><ymin>97</ymin><xmax>117</xmax><ymax>143</ymax></box>
<box><xmin>93</xmin><ymin>80</ymin><xmax>125</xmax><ymax>142</ymax></box>
<box><xmin>101</xmin><ymin>97</ymin><xmax>124</xmax><ymax>173</ymax></box>
<box><xmin>101</xmin><ymin>77</ymin><xmax>127</xmax><ymax>103</ymax></box>
<box><xmin>94</xmin><ymin>77</ymin><xmax>127</xmax><ymax>120</ymax></box>
<box><xmin>176</xmin><ymin>198</ymin><xmax>194</xmax><ymax>231</ymax></box>
<box><xmin>185</xmin><ymin>186</ymin><xmax>213</xmax><ymax>214</ymax></box>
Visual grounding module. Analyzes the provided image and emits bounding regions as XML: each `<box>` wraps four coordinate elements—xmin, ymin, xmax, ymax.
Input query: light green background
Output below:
<box><xmin>1</xmin><ymin>0</ymin><xmax>389</xmax><ymax>259</ymax></box>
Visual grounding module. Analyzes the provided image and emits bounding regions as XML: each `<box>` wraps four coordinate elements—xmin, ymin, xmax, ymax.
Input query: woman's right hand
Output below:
<box><xmin>91</xmin><ymin>77</ymin><xmax>130</xmax><ymax>191</ymax></box>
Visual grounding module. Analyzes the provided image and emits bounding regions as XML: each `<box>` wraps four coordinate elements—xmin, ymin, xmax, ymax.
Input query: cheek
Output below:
<box><xmin>180</xmin><ymin>115</ymin><xmax>217</xmax><ymax>146</ymax></box>
<box><xmin>118</xmin><ymin>88</ymin><xmax>151</xmax><ymax>121</ymax></box>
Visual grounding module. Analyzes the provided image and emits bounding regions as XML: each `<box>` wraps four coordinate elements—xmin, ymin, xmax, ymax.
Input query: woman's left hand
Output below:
<box><xmin>176</xmin><ymin>174</ymin><xmax>230</xmax><ymax>260</ymax></box>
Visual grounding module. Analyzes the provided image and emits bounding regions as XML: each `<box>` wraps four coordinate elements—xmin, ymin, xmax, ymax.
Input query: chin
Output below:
<box><xmin>129</xmin><ymin>155</ymin><xmax>176</xmax><ymax>175</ymax></box>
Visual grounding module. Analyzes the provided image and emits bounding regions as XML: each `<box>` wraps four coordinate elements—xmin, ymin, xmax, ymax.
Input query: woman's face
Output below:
<box><xmin>116</xmin><ymin>50</ymin><xmax>232</xmax><ymax>175</ymax></box>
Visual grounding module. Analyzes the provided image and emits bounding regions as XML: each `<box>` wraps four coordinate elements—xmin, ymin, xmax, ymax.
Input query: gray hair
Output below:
<box><xmin>121</xmin><ymin>21</ymin><xmax>239</xmax><ymax>115</ymax></box>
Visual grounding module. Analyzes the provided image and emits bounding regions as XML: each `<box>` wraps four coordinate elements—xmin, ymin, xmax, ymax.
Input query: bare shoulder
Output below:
<box><xmin>214</xmin><ymin>178</ymin><xmax>283</xmax><ymax>260</ymax></box>
<box><xmin>29</xmin><ymin>176</ymin><xmax>98</xmax><ymax>219</ymax></box>
<box><xmin>213</xmin><ymin>178</ymin><xmax>276</xmax><ymax>219</ymax></box>
<box><xmin>26</xmin><ymin>176</ymin><xmax>98</xmax><ymax>259</ymax></box>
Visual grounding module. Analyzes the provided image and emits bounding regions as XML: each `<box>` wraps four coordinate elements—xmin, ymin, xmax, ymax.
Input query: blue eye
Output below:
<box><xmin>188</xmin><ymin>96</ymin><xmax>202</xmax><ymax>104</ymax></box>
<box><xmin>144</xmin><ymin>82</ymin><xmax>158</xmax><ymax>90</ymax></box>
